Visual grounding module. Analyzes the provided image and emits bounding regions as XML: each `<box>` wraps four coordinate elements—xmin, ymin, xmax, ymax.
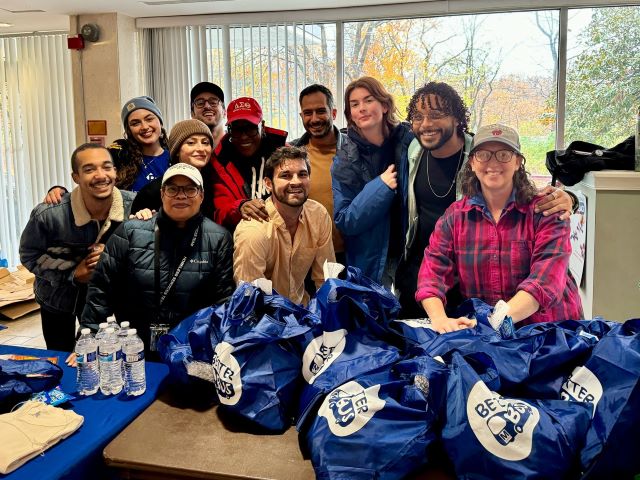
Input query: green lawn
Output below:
<box><xmin>520</xmin><ymin>134</ymin><xmax>556</xmax><ymax>177</ymax></box>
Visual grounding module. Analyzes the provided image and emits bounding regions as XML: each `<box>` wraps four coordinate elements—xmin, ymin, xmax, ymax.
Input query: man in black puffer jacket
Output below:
<box><xmin>81</xmin><ymin>163</ymin><xmax>234</xmax><ymax>353</ymax></box>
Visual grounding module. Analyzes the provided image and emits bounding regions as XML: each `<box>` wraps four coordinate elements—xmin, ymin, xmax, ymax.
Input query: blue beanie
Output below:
<box><xmin>121</xmin><ymin>96</ymin><xmax>164</xmax><ymax>127</ymax></box>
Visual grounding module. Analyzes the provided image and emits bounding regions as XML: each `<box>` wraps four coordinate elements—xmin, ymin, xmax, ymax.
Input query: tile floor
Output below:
<box><xmin>0</xmin><ymin>311</ymin><xmax>47</xmax><ymax>349</ymax></box>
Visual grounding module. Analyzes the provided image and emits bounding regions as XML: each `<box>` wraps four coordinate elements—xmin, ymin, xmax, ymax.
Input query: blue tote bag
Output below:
<box><xmin>157</xmin><ymin>305</ymin><xmax>217</xmax><ymax>385</ymax></box>
<box><xmin>207</xmin><ymin>283</ymin><xmax>318</xmax><ymax>432</ymax></box>
<box><xmin>442</xmin><ymin>352</ymin><xmax>591</xmax><ymax>479</ymax></box>
<box><xmin>298</xmin><ymin>269</ymin><xmax>403</xmax><ymax>426</ymax></box>
<box><xmin>566</xmin><ymin>319</ymin><xmax>640</xmax><ymax>479</ymax></box>
<box><xmin>303</xmin><ymin>356</ymin><xmax>448</xmax><ymax>480</ymax></box>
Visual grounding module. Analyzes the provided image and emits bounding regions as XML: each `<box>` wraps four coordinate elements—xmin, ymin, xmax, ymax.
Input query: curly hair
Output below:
<box><xmin>458</xmin><ymin>154</ymin><xmax>538</xmax><ymax>204</ymax></box>
<box><xmin>116</xmin><ymin>126</ymin><xmax>169</xmax><ymax>190</ymax></box>
<box><xmin>406</xmin><ymin>82</ymin><xmax>470</xmax><ymax>136</ymax></box>
<box><xmin>344</xmin><ymin>76</ymin><xmax>399</xmax><ymax>139</ymax></box>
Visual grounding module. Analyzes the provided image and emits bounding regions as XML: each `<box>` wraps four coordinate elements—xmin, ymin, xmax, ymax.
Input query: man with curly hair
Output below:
<box><xmin>396</xmin><ymin>82</ymin><xmax>575</xmax><ymax>318</ymax></box>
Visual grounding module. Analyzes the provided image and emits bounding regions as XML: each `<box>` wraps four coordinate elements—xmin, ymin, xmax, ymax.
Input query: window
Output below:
<box><xmin>565</xmin><ymin>6</ymin><xmax>640</xmax><ymax>148</ymax></box>
<box><xmin>143</xmin><ymin>5</ymin><xmax>639</xmax><ymax>177</ymax></box>
<box><xmin>226</xmin><ymin>23</ymin><xmax>337</xmax><ymax>137</ymax></box>
<box><xmin>344</xmin><ymin>11</ymin><xmax>559</xmax><ymax>176</ymax></box>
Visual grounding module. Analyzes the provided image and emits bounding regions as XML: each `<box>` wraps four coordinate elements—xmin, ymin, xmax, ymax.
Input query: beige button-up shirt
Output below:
<box><xmin>233</xmin><ymin>197</ymin><xmax>335</xmax><ymax>305</ymax></box>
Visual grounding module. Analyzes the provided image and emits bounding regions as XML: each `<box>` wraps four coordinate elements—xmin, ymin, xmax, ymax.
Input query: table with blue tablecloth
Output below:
<box><xmin>0</xmin><ymin>344</ymin><xmax>169</xmax><ymax>480</ymax></box>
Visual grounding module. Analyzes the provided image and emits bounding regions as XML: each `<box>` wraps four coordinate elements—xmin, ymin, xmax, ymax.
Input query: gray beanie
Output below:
<box><xmin>121</xmin><ymin>96</ymin><xmax>164</xmax><ymax>128</ymax></box>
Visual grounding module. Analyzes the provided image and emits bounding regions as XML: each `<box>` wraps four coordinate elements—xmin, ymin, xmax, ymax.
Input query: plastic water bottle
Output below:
<box><xmin>99</xmin><ymin>327</ymin><xmax>123</xmax><ymax>395</ymax></box>
<box><xmin>123</xmin><ymin>329</ymin><xmax>146</xmax><ymax>396</ymax></box>
<box><xmin>75</xmin><ymin>328</ymin><xmax>99</xmax><ymax>396</ymax></box>
<box><xmin>117</xmin><ymin>321</ymin><xmax>130</xmax><ymax>343</ymax></box>
<box><xmin>95</xmin><ymin>322</ymin><xmax>109</xmax><ymax>341</ymax></box>
<box><xmin>107</xmin><ymin>317</ymin><xmax>120</xmax><ymax>335</ymax></box>
<box><xmin>118</xmin><ymin>322</ymin><xmax>130</xmax><ymax>383</ymax></box>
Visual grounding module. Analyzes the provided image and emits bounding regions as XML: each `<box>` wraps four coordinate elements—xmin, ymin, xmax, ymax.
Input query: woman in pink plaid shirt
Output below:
<box><xmin>416</xmin><ymin>123</ymin><xmax>583</xmax><ymax>334</ymax></box>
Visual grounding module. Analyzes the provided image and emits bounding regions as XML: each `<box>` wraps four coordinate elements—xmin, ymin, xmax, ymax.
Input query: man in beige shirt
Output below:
<box><xmin>291</xmin><ymin>84</ymin><xmax>346</xmax><ymax>261</ymax></box>
<box><xmin>233</xmin><ymin>146</ymin><xmax>335</xmax><ymax>305</ymax></box>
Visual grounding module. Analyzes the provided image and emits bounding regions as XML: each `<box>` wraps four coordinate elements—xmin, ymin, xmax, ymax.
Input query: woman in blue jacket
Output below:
<box><xmin>332</xmin><ymin>77</ymin><xmax>414</xmax><ymax>287</ymax></box>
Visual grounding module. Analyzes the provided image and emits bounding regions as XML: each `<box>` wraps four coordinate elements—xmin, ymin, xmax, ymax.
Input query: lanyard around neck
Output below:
<box><xmin>154</xmin><ymin>222</ymin><xmax>200</xmax><ymax>308</ymax></box>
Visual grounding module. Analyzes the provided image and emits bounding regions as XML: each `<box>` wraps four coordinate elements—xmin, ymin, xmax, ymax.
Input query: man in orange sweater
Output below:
<box><xmin>291</xmin><ymin>84</ymin><xmax>346</xmax><ymax>263</ymax></box>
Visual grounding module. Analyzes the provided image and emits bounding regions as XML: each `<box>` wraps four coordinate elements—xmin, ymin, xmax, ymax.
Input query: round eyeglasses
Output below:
<box><xmin>193</xmin><ymin>97</ymin><xmax>221</xmax><ymax>109</ymax></box>
<box><xmin>472</xmin><ymin>149</ymin><xmax>517</xmax><ymax>163</ymax></box>
<box><xmin>410</xmin><ymin>111</ymin><xmax>450</xmax><ymax>124</ymax></box>
<box><xmin>163</xmin><ymin>185</ymin><xmax>201</xmax><ymax>198</ymax></box>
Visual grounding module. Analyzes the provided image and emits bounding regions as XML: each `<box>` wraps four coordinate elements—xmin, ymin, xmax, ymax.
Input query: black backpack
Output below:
<box><xmin>546</xmin><ymin>136</ymin><xmax>635</xmax><ymax>186</ymax></box>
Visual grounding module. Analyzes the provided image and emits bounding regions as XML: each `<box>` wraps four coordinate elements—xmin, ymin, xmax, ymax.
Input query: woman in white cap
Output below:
<box><xmin>415</xmin><ymin>123</ymin><xmax>583</xmax><ymax>334</ymax></box>
<box><xmin>131</xmin><ymin>119</ymin><xmax>215</xmax><ymax>219</ymax></box>
<box><xmin>81</xmin><ymin>163</ymin><xmax>234</xmax><ymax>355</ymax></box>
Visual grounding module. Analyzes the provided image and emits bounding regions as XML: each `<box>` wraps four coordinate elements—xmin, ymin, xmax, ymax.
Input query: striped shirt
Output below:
<box><xmin>416</xmin><ymin>192</ymin><xmax>583</xmax><ymax>325</ymax></box>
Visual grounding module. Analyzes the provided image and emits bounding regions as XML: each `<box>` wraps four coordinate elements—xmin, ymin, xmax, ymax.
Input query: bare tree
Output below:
<box><xmin>457</xmin><ymin>16</ymin><xmax>502</xmax><ymax>130</ymax></box>
<box><xmin>534</xmin><ymin>11</ymin><xmax>559</xmax><ymax>86</ymax></box>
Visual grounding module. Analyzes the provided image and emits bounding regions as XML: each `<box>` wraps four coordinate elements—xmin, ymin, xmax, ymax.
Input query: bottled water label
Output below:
<box><xmin>77</xmin><ymin>351</ymin><xmax>97</xmax><ymax>363</ymax></box>
<box><xmin>125</xmin><ymin>351</ymin><xmax>144</xmax><ymax>362</ymax></box>
<box><xmin>100</xmin><ymin>351</ymin><xmax>122</xmax><ymax>362</ymax></box>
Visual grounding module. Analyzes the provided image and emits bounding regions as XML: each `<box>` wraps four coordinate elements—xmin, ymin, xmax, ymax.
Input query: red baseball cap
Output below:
<box><xmin>226</xmin><ymin>97</ymin><xmax>263</xmax><ymax>125</ymax></box>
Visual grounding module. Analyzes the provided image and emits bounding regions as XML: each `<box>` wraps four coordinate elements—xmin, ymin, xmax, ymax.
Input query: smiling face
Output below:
<box><xmin>470</xmin><ymin>141</ymin><xmax>522</xmax><ymax>195</ymax></box>
<box><xmin>264</xmin><ymin>158</ymin><xmax>310</xmax><ymax>209</ymax></box>
<box><xmin>191</xmin><ymin>92</ymin><xmax>225</xmax><ymax>130</ymax></box>
<box><xmin>300</xmin><ymin>91</ymin><xmax>336</xmax><ymax>139</ymax></box>
<box><xmin>72</xmin><ymin>147</ymin><xmax>117</xmax><ymax>202</ymax></box>
<box><xmin>126</xmin><ymin>109</ymin><xmax>162</xmax><ymax>147</ymax></box>
<box><xmin>348</xmin><ymin>87</ymin><xmax>387</xmax><ymax>134</ymax></box>
<box><xmin>178</xmin><ymin>134</ymin><xmax>212</xmax><ymax>169</ymax></box>
<box><xmin>228</xmin><ymin>119</ymin><xmax>262</xmax><ymax>157</ymax></box>
<box><xmin>411</xmin><ymin>94</ymin><xmax>459</xmax><ymax>154</ymax></box>
<box><xmin>161</xmin><ymin>175</ymin><xmax>204</xmax><ymax>225</ymax></box>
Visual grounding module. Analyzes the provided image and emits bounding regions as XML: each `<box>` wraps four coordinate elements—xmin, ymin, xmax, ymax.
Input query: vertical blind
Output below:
<box><xmin>144</xmin><ymin>26</ymin><xmax>215</xmax><ymax>129</ymax></box>
<box><xmin>144</xmin><ymin>23</ymin><xmax>338</xmax><ymax>140</ymax></box>
<box><xmin>0</xmin><ymin>34</ymin><xmax>75</xmax><ymax>268</ymax></box>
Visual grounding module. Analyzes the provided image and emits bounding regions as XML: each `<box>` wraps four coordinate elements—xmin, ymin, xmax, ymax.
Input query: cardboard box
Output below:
<box><xmin>0</xmin><ymin>266</ymin><xmax>39</xmax><ymax>319</ymax></box>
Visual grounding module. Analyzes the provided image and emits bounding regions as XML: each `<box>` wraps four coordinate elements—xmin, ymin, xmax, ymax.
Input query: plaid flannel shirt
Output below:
<box><xmin>416</xmin><ymin>192</ymin><xmax>583</xmax><ymax>325</ymax></box>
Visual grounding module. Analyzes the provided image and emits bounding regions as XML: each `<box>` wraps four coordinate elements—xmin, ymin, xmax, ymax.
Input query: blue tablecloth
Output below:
<box><xmin>0</xmin><ymin>344</ymin><xmax>169</xmax><ymax>480</ymax></box>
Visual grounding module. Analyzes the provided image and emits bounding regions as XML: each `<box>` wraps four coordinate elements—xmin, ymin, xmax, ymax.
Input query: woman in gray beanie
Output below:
<box><xmin>131</xmin><ymin>119</ymin><xmax>216</xmax><ymax>219</ymax></box>
<box><xmin>42</xmin><ymin>96</ymin><xmax>170</xmax><ymax>205</ymax></box>
<box><xmin>108</xmin><ymin>96</ymin><xmax>170</xmax><ymax>191</ymax></box>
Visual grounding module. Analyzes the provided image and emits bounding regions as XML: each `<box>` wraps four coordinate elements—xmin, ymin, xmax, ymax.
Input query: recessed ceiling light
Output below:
<box><xmin>0</xmin><ymin>23</ymin><xmax>13</xmax><ymax>28</ymax></box>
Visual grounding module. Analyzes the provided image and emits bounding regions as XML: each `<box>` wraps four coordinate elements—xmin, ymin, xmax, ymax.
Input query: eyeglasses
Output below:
<box><xmin>163</xmin><ymin>185</ymin><xmax>201</xmax><ymax>198</ymax></box>
<box><xmin>472</xmin><ymin>149</ymin><xmax>517</xmax><ymax>163</ymax></box>
<box><xmin>228</xmin><ymin>124</ymin><xmax>260</xmax><ymax>138</ymax></box>
<box><xmin>410</xmin><ymin>111</ymin><xmax>450</xmax><ymax>124</ymax></box>
<box><xmin>193</xmin><ymin>97</ymin><xmax>221</xmax><ymax>109</ymax></box>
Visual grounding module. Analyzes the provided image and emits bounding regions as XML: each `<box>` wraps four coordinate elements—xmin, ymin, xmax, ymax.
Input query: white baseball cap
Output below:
<box><xmin>161</xmin><ymin>163</ymin><xmax>203</xmax><ymax>188</ymax></box>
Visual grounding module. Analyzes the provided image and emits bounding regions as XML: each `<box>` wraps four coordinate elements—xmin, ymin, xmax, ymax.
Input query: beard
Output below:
<box><xmin>304</xmin><ymin>119</ymin><xmax>332</xmax><ymax>138</ymax></box>
<box><xmin>416</xmin><ymin>122</ymin><xmax>456</xmax><ymax>152</ymax></box>
<box><xmin>273</xmin><ymin>187</ymin><xmax>308</xmax><ymax>207</ymax></box>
